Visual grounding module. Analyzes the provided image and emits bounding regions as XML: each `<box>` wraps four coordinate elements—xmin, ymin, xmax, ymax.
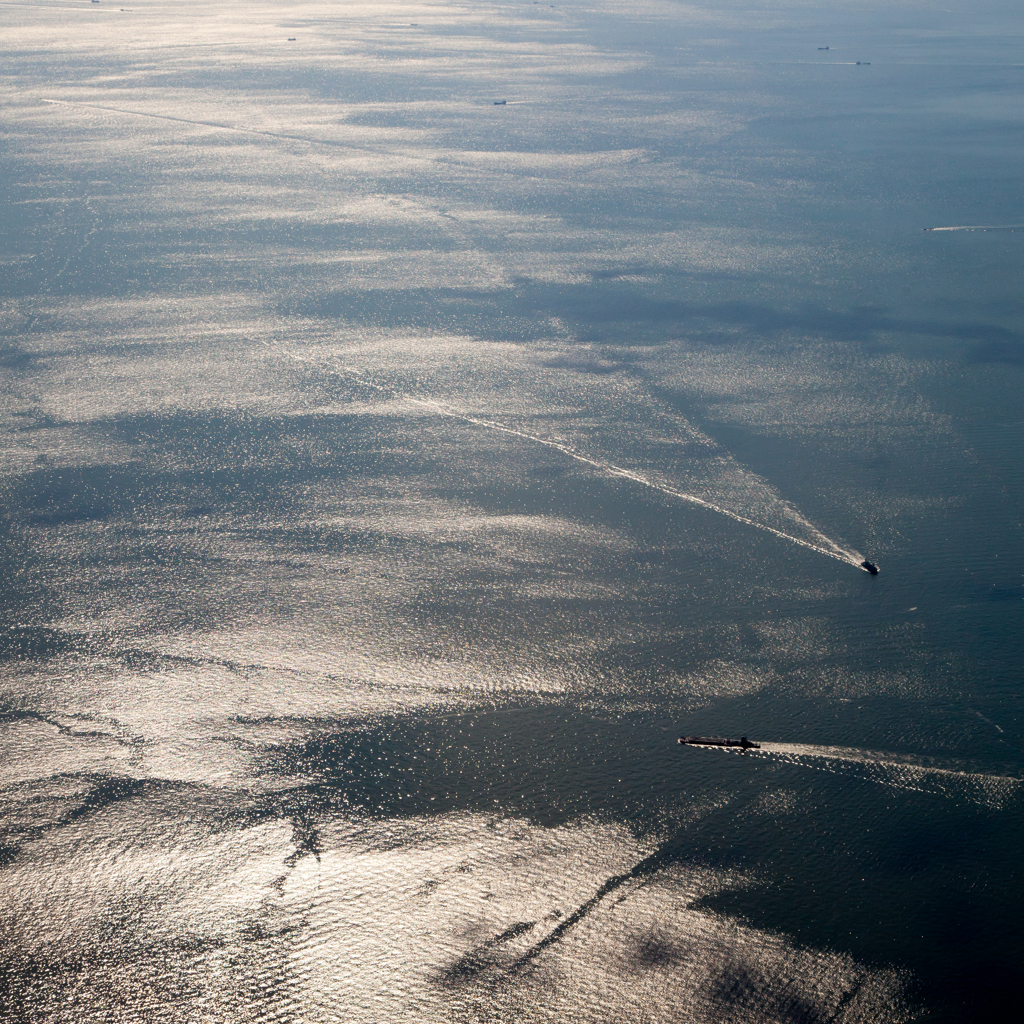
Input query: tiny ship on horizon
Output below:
<box><xmin>678</xmin><ymin>736</ymin><xmax>760</xmax><ymax>749</ymax></box>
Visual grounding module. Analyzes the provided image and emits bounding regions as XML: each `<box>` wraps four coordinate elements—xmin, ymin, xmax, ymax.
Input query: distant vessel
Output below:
<box><xmin>678</xmin><ymin>735</ymin><xmax>760</xmax><ymax>749</ymax></box>
<box><xmin>494</xmin><ymin>100</ymin><xmax>507</xmax><ymax>105</ymax></box>
<box><xmin>818</xmin><ymin>46</ymin><xmax>829</xmax><ymax>50</ymax></box>
<box><xmin>860</xmin><ymin>560</ymin><xmax>880</xmax><ymax>575</ymax></box>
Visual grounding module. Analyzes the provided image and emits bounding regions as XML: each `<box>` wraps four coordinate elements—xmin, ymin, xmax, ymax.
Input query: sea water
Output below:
<box><xmin>1</xmin><ymin>0</ymin><xmax>1022</xmax><ymax>1020</ymax></box>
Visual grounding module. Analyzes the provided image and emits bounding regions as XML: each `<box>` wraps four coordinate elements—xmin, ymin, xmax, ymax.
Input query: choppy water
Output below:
<box><xmin>2</xmin><ymin>0</ymin><xmax>1023</xmax><ymax>1020</ymax></box>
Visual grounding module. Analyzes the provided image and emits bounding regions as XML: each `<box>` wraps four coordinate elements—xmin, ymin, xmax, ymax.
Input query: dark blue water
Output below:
<box><xmin>1</xmin><ymin>0</ymin><xmax>1022</xmax><ymax>1020</ymax></box>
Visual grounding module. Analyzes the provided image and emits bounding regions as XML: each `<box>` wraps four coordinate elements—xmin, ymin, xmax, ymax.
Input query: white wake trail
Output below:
<box><xmin>923</xmin><ymin>225</ymin><xmax>1024</xmax><ymax>232</ymax></box>
<box><xmin>734</xmin><ymin>742</ymin><xmax>1022</xmax><ymax>809</ymax></box>
<box><xmin>343</xmin><ymin>368</ymin><xmax>864</xmax><ymax>569</ymax></box>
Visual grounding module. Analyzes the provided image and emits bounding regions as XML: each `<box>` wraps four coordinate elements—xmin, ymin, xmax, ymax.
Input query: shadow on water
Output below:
<box><xmin>253</xmin><ymin>705</ymin><xmax>1024</xmax><ymax>1021</ymax></box>
<box><xmin>1</xmin><ymin>692</ymin><xmax>1021</xmax><ymax>1021</ymax></box>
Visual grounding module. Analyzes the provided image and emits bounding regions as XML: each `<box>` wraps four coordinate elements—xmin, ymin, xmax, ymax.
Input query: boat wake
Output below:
<box><xmin>724</xmin><ymin>741</ymin><xmax>1020</xmax><ymax>809</ymax></box>
<box><xmin>923</xmin><ymin>225</ymin><xmax>1024</xmax><ymax>232</ymax></box>
<box><xmin>340</xmin><ymin>368</ymin><xmax>865</xmax><ymax>570</ymax></box>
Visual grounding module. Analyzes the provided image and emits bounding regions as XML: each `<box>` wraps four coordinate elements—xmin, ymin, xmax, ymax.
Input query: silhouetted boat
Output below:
<box><xmin>678</xmin><ymin>735</ymin><xmax>759</xmax><ymax>749</ymax></box>
<box><xmin>494</xmin><ymin>100</ymin><xmax>507</xmax><ymax>105</ymax></box>
<box><xmin>860</xmin><ymin>560</ymin><xmax>879</xmax><ymax>575</ymax></box>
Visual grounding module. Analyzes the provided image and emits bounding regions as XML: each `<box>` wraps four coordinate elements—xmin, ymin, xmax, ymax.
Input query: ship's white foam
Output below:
<box><xmin>923</xmin><ymin>225</ymin><xmax>1024</xmax><ymax>232</ymax></box>
<box><xmin>730</xmin><ymin>742</ymin><xmax>1021</xmax><ymax>809</ymax></box>
<box><xmin>342</xmin><ymin>368</ymin><xmax>865</xmax><ymax>570</ymax></box>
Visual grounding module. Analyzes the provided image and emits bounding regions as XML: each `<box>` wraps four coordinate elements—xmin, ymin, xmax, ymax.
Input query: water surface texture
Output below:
<box><xmin>2</xmin><ymin>0</ymin><xmax>1023</xmax><ymax>1020</ymax></box>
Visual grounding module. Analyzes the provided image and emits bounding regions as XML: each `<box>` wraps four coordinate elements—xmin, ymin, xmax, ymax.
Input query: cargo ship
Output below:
<box><xmin>678</xmin><ymin>736</ymin><xmax>760</xmax><ymax>749</ymax></box>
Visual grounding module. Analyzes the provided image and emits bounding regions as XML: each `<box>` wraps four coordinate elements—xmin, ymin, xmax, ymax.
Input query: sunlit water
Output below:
<box><xmin>2</xmin><ymin>0</ymin><xmax>1023</xmax><ymax>1021</ymax></box>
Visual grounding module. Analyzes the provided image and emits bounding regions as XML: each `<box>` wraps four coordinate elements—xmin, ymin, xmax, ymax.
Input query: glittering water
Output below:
<box><xmin>2</xmin><ymin>0</ymin><xmax>1023</xmax><ymax>1021</ymax></box>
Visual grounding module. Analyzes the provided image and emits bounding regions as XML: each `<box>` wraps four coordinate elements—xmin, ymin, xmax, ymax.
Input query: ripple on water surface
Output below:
<box><xmin>0</xmin><ymin>798</ymin><xmax>914</xmax><ymax>1023</ymax></box>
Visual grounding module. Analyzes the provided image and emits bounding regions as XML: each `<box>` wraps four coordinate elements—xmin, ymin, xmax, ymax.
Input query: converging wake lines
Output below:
<box><xmin>342</xmin><ymin>368</ymin><xmax>865</xmax><ymax>569</ymax></box>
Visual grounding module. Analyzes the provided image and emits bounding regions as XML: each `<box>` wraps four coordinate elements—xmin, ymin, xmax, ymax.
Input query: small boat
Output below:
<box><xmin>860</xmin><ymin>560</ymin><xmax>880</xmax><ymax>575</ymax></box>
<box><xmin>494</xmin><ymin>100</ymin><xmax>507</xmax><ymax>105</ymax></box>
<box><xmin>678</xmin><ymin>736</ymin><xmax>760</xmax><ymax>749</ymax></box>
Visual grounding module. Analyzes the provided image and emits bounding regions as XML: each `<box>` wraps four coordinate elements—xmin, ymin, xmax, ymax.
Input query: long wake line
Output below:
<box><xmin>701</xmin><ymin>742</ymin><xmax>1021</xmax><ymax>808</ymax></box>
<box><xmin>343</xmin><ymin>367</ymin><xmax>863</xmax><ymax>568</ymax></box>
<box><xmin>923</xmin><ymin>225</ymin><xmax>1024</xmax><ymax>232</ymax></box>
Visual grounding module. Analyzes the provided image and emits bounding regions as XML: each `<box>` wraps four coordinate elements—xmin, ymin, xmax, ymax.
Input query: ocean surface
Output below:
<box><xmin>1</xmin><ymin>0</ymin><xmax>1023</xmax><ymax>1020</ymax></box>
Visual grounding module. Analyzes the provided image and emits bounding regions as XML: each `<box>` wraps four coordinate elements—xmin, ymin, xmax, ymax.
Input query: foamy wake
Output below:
<box><xmin>923</xmin><ymin>225</ymin><xmax>1024</xmax><ymax>232</ymax></box>
<box><xmin>738</xmin><ymin>742</ymin><xmax>1020</xmax><ymax>809</ymax></box>
<box><xmin>341</xmin><ymin>368</ymin><xmax>866</xmax><ymax>570</ymax></box>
